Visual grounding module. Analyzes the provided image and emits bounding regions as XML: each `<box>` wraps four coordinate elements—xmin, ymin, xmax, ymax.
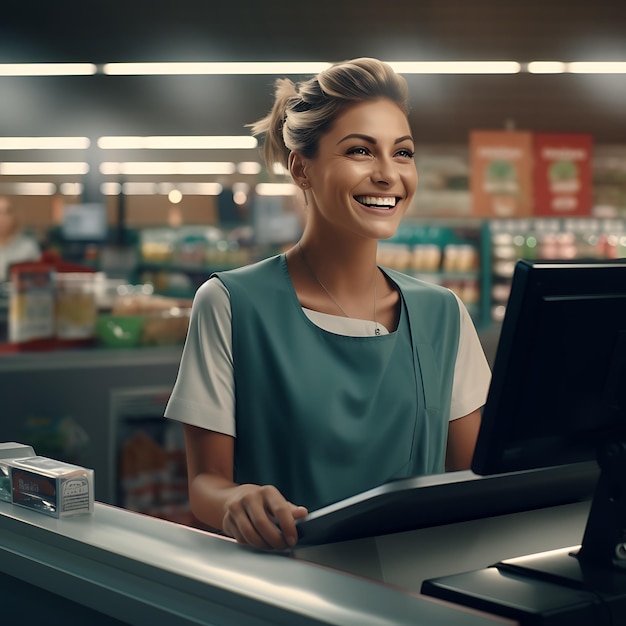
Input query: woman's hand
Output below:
<box><xmin>222</xmin><ymin>484</ymin><xmax>308</xmax><ymax>550</ymax></box>
<box><xmin>184</xmin><ymin>425</ymin><xmax>308</xmax><ymax>550</ymax></box>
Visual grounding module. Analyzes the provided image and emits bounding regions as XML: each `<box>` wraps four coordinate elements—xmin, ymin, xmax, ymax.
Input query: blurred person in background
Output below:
<box><xmin>0</xmin><ymin>196</ymin><xmax>41</xmax><ymax>282</ymax></box>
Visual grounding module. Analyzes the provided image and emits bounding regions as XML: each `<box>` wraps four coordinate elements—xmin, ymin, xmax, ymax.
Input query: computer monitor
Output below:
<box><xmin>61</xmin><ymin>203</ymin><xmax>108</xmax><ymax>242</ymax></box>
<box><xmin>472</xmin><ymin>258</ymin><xmax>626</xmax><ymax>571</ymax></box>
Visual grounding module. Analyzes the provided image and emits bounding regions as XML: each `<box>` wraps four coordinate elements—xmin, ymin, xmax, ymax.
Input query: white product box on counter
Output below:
<box><xmin>0</xmin><ymin>442</ymin><xmax>36</xmax><ymax>503</ymax></box>
<box><xmin>7</xmin><ymin>455</ymin><xmax>94</xmax><ymax>517</ymax></box>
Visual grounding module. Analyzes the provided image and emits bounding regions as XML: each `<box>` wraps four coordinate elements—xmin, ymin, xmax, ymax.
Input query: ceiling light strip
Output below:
<box><xmin>567</xmin><ymin>61</ymin><xmax>626</xmax><ymax>74</ymax></box>
<box><xmin>0</xmin><ymin>162</ymin><xmax>90</xmax><ymax>175</ymax></box>
<box><xmin>99</xmin><ymin>161</ymin><xmax>237</xmax><ymax>175</ymax></box>
<box><xmin>0</xmin><ymin>63</ymin><xmax>97</xmax><ymax>76</ymax></box>
<box><xmin>255</xmin><ymin>183</ymin><xmax>298</xmax><ymax>196</ymax></box>
<box><xmin>100</xmin><ymin>181</ymin><xmax>224</xmax><ymax>195</ymax></box>
<box><xmin>2</xmin><ymin>61</ymin><xmax>625</xmax><ymax>77</ymax></box>
<box><xmin>528</xmin><ymin>61</ymin><xmax>626</xmax><ymax>74</ymax></box>
<box><xmin>388</xmin><ymin>61</ymin><xmax>521</xmax><ymax>74</ymax></box>
<box><xmin>0</xmin><ymin>137</ymin><xmax>91</xmax><ymax>150</ymax></box>
<box><xmin>0</xmin><ymin>182</ymin><xmax>58</xmax><ymax>195</ymax></box>
<box><xmin>97</xmin><ymin>136</ymin><xmax>257</xmax><ymax>149</ymax></box>
<box><xmin>527</xmin><ymin>61</ymin><xmax>567</xmax><ymax>74</ymax></box>
<box><xmin>103</xmin><ymin>62</ymin><xmax>331</xmax><ymax>76</ymax></box>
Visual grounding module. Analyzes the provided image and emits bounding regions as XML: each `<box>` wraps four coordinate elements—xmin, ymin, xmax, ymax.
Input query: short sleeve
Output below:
<box><xmin>164</xmin><ymin>277</ymin><xmax>236</xmax><ymax>436</ymax></box>
<box><xmin>449</xmin><ymin>295</ymin><xmax>492</xmax><ymax>420</ymax></box>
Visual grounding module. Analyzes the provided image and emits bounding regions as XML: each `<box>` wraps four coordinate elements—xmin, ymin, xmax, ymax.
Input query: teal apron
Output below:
<box><xmin>215</xmin><ymin>254</ymin><xmax>459</xmax><ymax>511</ymax></box>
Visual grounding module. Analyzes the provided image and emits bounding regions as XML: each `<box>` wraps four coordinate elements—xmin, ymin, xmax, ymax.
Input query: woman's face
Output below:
<box><xmin>302</xmin><ymin>97</ymin><xmax>418</xmax><ymax>241</ymax></box>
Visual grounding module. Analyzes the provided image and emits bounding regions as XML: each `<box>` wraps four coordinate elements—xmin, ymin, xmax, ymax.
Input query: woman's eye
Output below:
<box><xmin>347</xmin><ymin>146</ymin><xmax>371</xmax><ymax>156</ymax></box>
<box><xmin>396</xmin><ymin>149</ymin><xmax>415</xmax><ymax>159</ymax></box>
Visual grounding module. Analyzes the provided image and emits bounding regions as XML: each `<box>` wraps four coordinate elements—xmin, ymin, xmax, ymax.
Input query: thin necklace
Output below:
<box><xmin>297</xmin><ymin>241</ymin><xmax>380</xmax><ymax>336</ymax></box>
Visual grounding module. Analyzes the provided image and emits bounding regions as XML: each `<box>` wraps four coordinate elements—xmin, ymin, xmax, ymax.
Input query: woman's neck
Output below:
<box><xmin>296</xmin><ymin>234</ymin><xmax>379</xmax><ymax>293</ymax></box>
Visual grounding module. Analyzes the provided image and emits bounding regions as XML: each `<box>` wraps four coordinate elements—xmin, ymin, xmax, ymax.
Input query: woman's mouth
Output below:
<box><xmin>354</xmin><ymin>195</ymin><xmax>398</xmax><ymax>209</ymax></box>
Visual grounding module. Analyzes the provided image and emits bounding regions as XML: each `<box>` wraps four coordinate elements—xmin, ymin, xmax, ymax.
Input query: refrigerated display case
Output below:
<box><xmin>109</xmin><ymin>386</ymin><xmax>197</xmax><ymax>527</ymax></box>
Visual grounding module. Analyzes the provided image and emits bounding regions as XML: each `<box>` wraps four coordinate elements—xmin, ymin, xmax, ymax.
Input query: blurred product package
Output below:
<box><xmin>0</xmin><ymin>442</ymin><xmax>36</xmax><ymax>503</ymax></box>
<box><xmin>7</xmin><ymin>455</ymin><xmax>94</xmax><ymax>518</ymax></box>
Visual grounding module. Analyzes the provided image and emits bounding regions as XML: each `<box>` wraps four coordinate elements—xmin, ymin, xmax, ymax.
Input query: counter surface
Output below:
<box><xmin>0</xmin><ymin>500</ymin><xmax>511</xmax><ymax>625</ymax></box>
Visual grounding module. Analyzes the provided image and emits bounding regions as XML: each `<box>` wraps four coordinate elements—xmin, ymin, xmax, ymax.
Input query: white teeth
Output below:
<box><xmin>355</xmin><ymin>195</ymin><xmax>397</xmax><ymax>208</ymax></box>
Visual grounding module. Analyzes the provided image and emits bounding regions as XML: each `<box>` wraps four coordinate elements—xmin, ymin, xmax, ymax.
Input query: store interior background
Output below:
<box><xmin>1</xmin><ymin>0</ymin><xmax>625</xmax><ymax>524</ymax></box>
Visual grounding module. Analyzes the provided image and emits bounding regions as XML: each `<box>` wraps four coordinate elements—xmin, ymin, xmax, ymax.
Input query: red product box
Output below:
<box><xmin>533</xmin><ymin>133</ymin><xmax>593</xmax><ymax>216</ymax></box>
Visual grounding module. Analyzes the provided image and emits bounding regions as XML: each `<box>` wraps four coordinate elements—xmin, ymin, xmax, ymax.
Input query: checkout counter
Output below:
<box><xmin>0</xmin><ymin>464</ymin><xmax>595</xmax><ymax>625</ymax></box>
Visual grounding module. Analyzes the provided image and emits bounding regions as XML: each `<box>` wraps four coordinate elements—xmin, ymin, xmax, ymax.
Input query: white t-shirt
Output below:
<box><xmin>165</xmin><ymin>278</ymin><xmax>492</xmax><ymax>436</ymax></box>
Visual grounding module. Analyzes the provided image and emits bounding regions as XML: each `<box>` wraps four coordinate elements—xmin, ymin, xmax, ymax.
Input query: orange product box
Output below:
<box><xmin>470</xmin><ymin>130</ymin><xmax>534</xmax><ymax>218</ymax></box>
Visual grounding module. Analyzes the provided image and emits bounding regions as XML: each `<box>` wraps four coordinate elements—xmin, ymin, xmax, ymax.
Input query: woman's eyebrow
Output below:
<box><xmin>395</xmin><ymin>135</ymin><xmax>415</xmax><ymax>145</ymax></box>
<box><xmin>337</xmin><ymin>133</ymin><xmax>376</xmax><ymax>145</ymax></box>
<box><xmin>336</xmin><ymin>133</ymin><xmax>414</xmax><ymax>145</ymax></box>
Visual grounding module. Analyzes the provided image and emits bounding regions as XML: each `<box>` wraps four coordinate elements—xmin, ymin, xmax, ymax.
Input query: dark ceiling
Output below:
<box><xmin>1</xmin><ymin>1</ymin><xmax>626</xmax><ymax>146</ymax></box>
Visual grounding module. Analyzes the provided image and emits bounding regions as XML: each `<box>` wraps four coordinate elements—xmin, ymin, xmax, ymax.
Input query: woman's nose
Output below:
<box><xmin>372</xmin><ymin>156</ymin><xmax>399</xmax><ymax>185</ymax></box>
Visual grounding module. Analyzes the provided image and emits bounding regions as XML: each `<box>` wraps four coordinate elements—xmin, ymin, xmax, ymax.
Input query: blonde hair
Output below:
<box><xmin>249</xmin><ymin>58</ymin><xmax>409</xmax><ymax>171</ymax></box>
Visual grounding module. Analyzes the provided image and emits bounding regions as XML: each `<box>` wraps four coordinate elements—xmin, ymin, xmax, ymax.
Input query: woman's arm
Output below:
<box><xmin>184</xmin><ymin>424</ymin><xmax>307</xmax><ymax>549</ymax></box>
<box><xmin>445</xmin><ymin>408</ymin><xmax>482</xmax><ymax>471</ymax></box>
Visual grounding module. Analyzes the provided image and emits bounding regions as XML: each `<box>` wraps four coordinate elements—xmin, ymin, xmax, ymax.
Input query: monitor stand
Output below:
<box><xmin>422</xmin><ymin>440</ymin><xmax>626</xmax><ymax>624</ymax></box>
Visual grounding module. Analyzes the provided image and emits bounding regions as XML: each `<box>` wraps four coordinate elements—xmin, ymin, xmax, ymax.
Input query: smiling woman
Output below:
<box><xmin>164</xmin><ymin>58</ymin><xmax>492</xmax><ymax>551</ymax></box>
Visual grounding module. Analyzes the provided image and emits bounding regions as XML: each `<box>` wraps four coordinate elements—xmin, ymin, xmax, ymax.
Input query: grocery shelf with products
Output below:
<box><xmin>134</xmin><ymin>222</ymin><xmax>494</xmax><ymax>329</ymax></box>
<box><xmin>377</xmin><ymin>219</ymin><xmax>492</xmax><ymax>329</ymax></box>
<box><xmin>489</xmin><ymin>217</ymin><xmax>626</xmax><ymax>323</ymax></box>
<box><xmin>377</xmin><ymin>215</ymin><xmax>626</xmax><ymax>330</ymax></box>
<box><xmin>134</xmin><ymin>225</ymin><xmax>281</xmax><ymax>299</ymax></box>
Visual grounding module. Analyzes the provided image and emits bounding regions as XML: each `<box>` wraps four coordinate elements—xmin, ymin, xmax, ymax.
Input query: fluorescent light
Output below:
<box><xmin>101</xmin><ymin>182</ymin><xmax>122</xmax><ymax>195</ymax></box>
<box><xmin>5</xmin><ymin>60</ymin><xmax>626</xmax><ymax>78</ymax></box>
<box><xmin>0</xmin><ymin>162</ymin><xmax>90</xmax><ymax>175</ymax></box>
<box><xmin>0</xmin><ymin>181</ymin><xmax>83</xmax><ymax>196</ymax></box>
<box><xmin>528</xmin><ymin>61</ymin><xmax>626</xmax><ymax>74</ymax></box>
<box><xmin>59</xmin><ymin>182</ymin><xmax>83</xmax><ymax>196</ymax></box>
<box><xmin>527</xmin><ymin>61</ymin><xmax>567</xmax><ymax>74</ymax></box>
<box><xmin>101</xmin><ymin>181</ymin><xmax>224</xmax><ymax>195</ymax></box>
<box><xmin>162</xmin><ymin>182</ymin><xmax>223</xmax><ymax>195</ymax></box>
<box><xmin>97</xmin><ymin>135</ymin><xmax>258</xmax><ymax>150</ymax></box>
<box><xmin>99</xmin><ymin>161</ymin><xmax>236</xmax><ymax>175</ymax></box>
<box><xmin>0</xmin><ymin>63</ymin><xmax>97</xmax><ymax>76</ymax></box>
<box><xmin>567</xmin><ymin>62</ymin><xmax>626</xmax><ymax>74</ymax></box>
<box><xmin>255</xmin><ymin>183</ymin><xmax>298</xmax><ymax>196</ymax></box>
<box><xmin>237</xmin><ymin>162</ymin><xmax>262</xmax><ymax>175</ymax></box>
<box><xmin>105</xmin><ymin>60</ymin><xmax>521</xmax><ymax>76</ymax></box>
<box><xmin>117</xmin><ymin>182</ymin><xmax>158</xmax><ymax>195</ymax></box>
<box><xmin>103</xmin><ymin>62</ymin><xmax>331</xmax><ymax>76</ymax></box>
<box><xmin>0</xmin><ymin>182</ymin><xmax>57</xmax><ymax>195</ymax></box>
<box><xmin>387</xmin><ymin>61</ymin><xmax>521</xmax><ymax>74</ymax></box>
<box><xmin>0</xmin><ymin>137</ymin><xmax>91</xmax><ymax>150</ymax></box>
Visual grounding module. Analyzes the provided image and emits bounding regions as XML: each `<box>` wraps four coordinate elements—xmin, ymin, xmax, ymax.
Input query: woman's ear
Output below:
<box><xmin>289</xmin><ymin>152</ymin><xmax>310</xmax><ymax>207</ymax></box>
<box><xmin>289</xmin><ymin>152</ymin><xmax>308</xmax><ymax>188</ymax></box>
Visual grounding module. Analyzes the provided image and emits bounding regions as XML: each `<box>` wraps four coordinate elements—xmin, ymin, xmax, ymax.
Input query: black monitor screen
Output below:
<box><xmin>472</xmin><ymin>259</ymin><xmax>626</xmax><ymax>476</ymax></box>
